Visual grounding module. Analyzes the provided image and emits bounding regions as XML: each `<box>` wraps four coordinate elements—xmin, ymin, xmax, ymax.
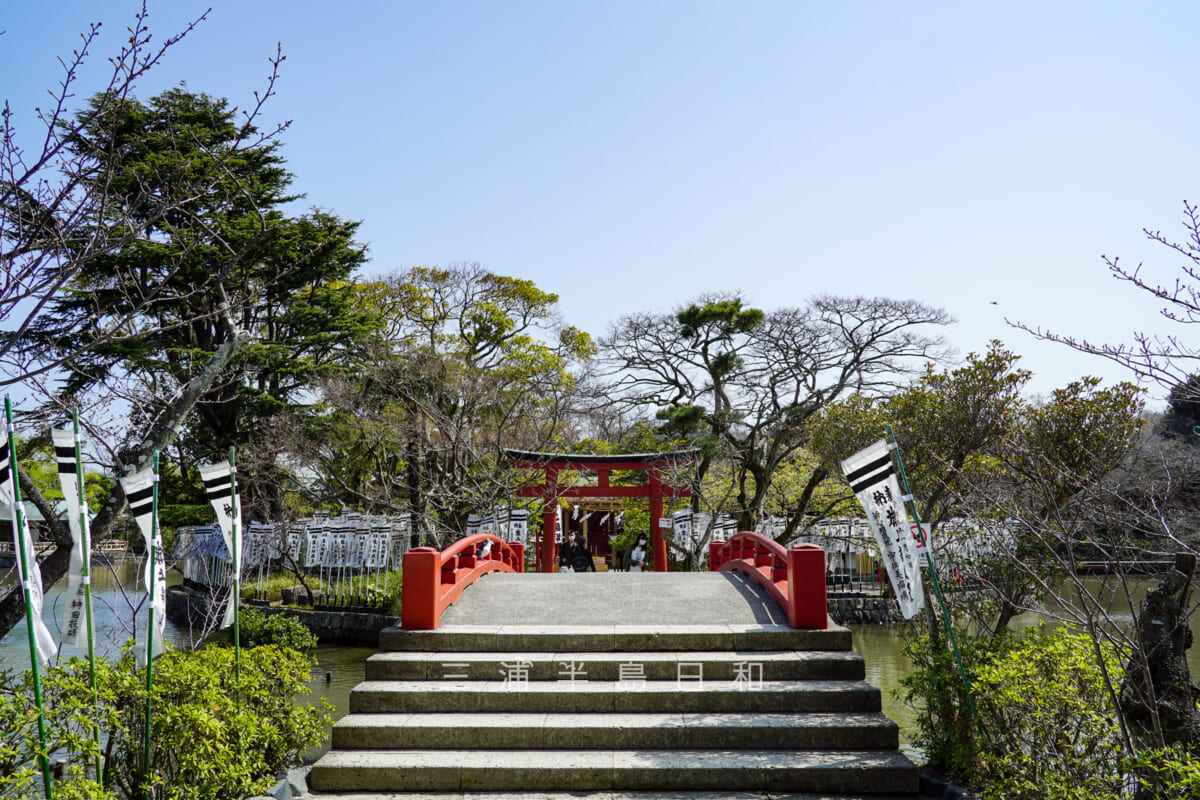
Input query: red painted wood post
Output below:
<box><xmin>649</xmin><ymin>468</ymin><xmax>666</xmax><ymax>571</ymax></box>
<box><xmin>510</xmin><ymin>542</ymin><xmax>525</xmax><ymax>572</ymax></box>
<box><xmin>401</xmin><ymin>547</ymin><xmax>442</xmax><ymax>630</ymax></box>
<box><xmin>708</xmin><ymin>540</ymin><xmax>725</xmax><ymax>571</ymax></box>
<box><xmin>541</xmin><ymin>506</ymin><xmax>557</xmax><ymax>573</ymax></box>
<box><xmin>787</xmin><ymin>543</ymin><xmax>828</xmax><ymax>629</ymax></box>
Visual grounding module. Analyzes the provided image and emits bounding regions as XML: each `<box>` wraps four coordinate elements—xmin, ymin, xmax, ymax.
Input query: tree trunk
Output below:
<box><xmin>0</xmin><ymin>330</ymin><xmax>249</xmax><ymax>641</ymax></box>
<box><xmin>1120</xmin><ymin>553</ymin><xmax>1200</xmax><ymax>754</ymax></box>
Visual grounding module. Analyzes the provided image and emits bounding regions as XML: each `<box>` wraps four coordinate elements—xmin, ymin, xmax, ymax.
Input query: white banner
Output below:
<box><xmin>198</xmin><ymin>461</ymin><xmax>242</xmax><ymax>629</ymax></box>
<box><xmin>305</xmin><ymin>528</ymin><xmax>328</xmax><ymax>568</ymax></box>
<box><xmin>365</xmin><ymin>530</ymin><xmax>390</xmax><ymax>568</ymax></box>
<box><xmin>1</xmin><ymin>438</ymin><xmax>58</xmax><ymax>663</ymax></box>
<box><xmin>840</xmin><ymin>440</ymin><xmax>924</xmax><ymax>619</ymax></box>
<box><xmin>120</xmin><ymin>466</ymin><xmax>166</xmax><ymax>660</ymax></box>
<box><xmin>324</xmin><ymin>531</ymin><xmax>349</xmax><ymax>568</ymax></box>
<box><xmin>52</xmin><ymin>427</ymin><xmax>90</xmax><ymax>648</ymax></box>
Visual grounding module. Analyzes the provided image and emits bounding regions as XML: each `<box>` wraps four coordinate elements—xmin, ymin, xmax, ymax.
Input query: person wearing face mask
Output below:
<box><xmin>627</xmin><ymin>535</ymin><xmax>648</xmax><ymax>572</ymax></box>
<box><xmin>560</xmin><ymin>531</ymin><xmax>596</xmax><ymax>573</ymax></box>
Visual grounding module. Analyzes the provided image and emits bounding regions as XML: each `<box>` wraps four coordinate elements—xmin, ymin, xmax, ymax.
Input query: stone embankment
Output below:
<box><xmin>828</xmin><ymin>595</ymin><xmax>902</xmax><ymax>625</ymax></box>
<box><xmin>166</xmin><ymin>585</ymin><xmax>394</xmax><ymax>645</ymax></box>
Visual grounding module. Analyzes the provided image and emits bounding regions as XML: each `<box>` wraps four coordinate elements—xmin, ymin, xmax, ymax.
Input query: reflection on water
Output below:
<box><xmin>304</xmin><ymin>643</ymin><xmax>372</xmax><ymax>759</ymax></box>
<box><xmin>0</xmin><ymin>559</ymin><xmax>198</xmax><ymax>667</ymax></box>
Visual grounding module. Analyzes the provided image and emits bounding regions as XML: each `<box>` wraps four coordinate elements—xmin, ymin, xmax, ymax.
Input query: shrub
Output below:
<box><xmin>237</xmin><ymin>608</ymin><xmax>319</xmax><ymax>650</ymax></box>
<box><xmin>972</xmin><ymin>625</ymin><xmax>1126</xmax><ymax>800</ymax></box>
<box><xmin>1</xmin><ymin>644</ymin><xmax>330</xmax><ymax>800</ymax></box>
<box><xmin>900</xmin><ymin>628</ymin><xmax>996</xmax><ymax>782</ymax></box>
<box><xmin>1124</xmin><ymin>745</ymin><xmax>1200</xmax><ymax>799</ymax></box>
<box><xmin>902</xmin><ymin>624</ymin><xmax>1129</xmax><ymax>800</ymax></box>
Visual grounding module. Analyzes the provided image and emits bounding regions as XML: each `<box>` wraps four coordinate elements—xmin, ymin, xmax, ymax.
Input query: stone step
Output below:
<box><xmin>349</xmin><ymin>679</ymin><xmax>882</xmax><ymax>714</ymax></box>
<box><xmin>366</xmin><ymin>649</ymin><xmax>866</xmax><ymax>682</ymax></box>
<box><xmin>379</xmin><ymin>624</ymin><xmax>851</xmax><ymax>654</ymax></box>
<box><xmin>331</xmin><ymin>711</ymin><xmax>900</xmax><ymax>751</ymax></box>
<box><xmin>308</xmin><ymin>748</ymin><xmax>919</xmax><ymax>794</ymax></box>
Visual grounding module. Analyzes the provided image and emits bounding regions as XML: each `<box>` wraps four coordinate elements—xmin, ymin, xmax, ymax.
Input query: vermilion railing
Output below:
<box><xmin>401</xmin><ymin>534</ymin><xmax>525</xmax><ymax>630</ymax></box>
<box><xmin>709</xmin><ymin>531</ymin><xmax>828</xmax><ymax>629</ymax></box>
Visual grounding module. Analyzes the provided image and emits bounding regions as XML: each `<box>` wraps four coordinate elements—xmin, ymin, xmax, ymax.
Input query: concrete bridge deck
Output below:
<box><xmin>439</xmin><ymin>571</ymin><xmax>789</xmax><ymax>627</ymax></box>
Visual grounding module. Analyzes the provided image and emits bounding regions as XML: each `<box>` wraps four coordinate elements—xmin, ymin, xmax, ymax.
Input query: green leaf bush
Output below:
<box><xmin>903</xmin><ymin>624</ymin><xmax>1131</xmax><ymax>800</ymax></box>
<box><xmin>237</xmin><ymin>607</ymin><xmax>319</xmax><ymax>650</ymax></box>
<box><xmin>0</xmin><ymin>643</ymin><xmax>330</xmax><ymax>800</ymax></box>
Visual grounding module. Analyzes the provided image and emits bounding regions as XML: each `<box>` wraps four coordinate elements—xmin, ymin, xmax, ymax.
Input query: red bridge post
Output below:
<box><xmin>401</xmin><ymin>547</ymin><xmax>441</xmax><ymax>630</ymax></box>
<box><xmin>788</xmin><ymin>543</ymin><xmax>828</xmax><ymax>629</ymax></box>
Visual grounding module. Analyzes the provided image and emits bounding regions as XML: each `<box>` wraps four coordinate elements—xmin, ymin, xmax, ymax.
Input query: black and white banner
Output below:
<box><xmin>52</xmin><ymin>427</ymin><xmax>90</xmax><ymax>648</ymax></box>
<box><xmin>840</xmin><ymin>440</ymin><xmax>924</xmax><ymax>619</ymax></box>
<box><xmin>121</xmin><ymin>466</ymin><xmax>167</xmax><ymax>659</ymax></box>
<box><xmin>198</xmin><ymin>461</ymin><xmax>242</xmax><ymax>629</ymax></box>
<box><xmin>0</xmin><ymin>438</ymin><xmax>57</xmax><ymax>663</ymax></box>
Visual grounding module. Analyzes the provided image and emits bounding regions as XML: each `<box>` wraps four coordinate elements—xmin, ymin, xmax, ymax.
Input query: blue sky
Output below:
<box><xmin>4</xmin><ymin>1</ymin><xmax>1199</xmax><ymax>405</ymax></box>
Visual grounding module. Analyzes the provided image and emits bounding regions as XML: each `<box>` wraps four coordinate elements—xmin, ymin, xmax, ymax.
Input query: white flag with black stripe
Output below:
<box><xmin>198</xmin><ymin>461</ymin><xmax>242</xmax><ymax>629</ymax></box>
<box><xmin>51</xmin><ymin>427</ymin><xmax>90</xmax><ymax>648</ymax></box>
<box><xmin>121</xmin><ymin>467</ymin><xmax>166</xmax><ymax>659</ymax></box>
<box><xmin>0</xmin><ymin>438</ymin><xmax>57</xmax><ymax>663</ymax></box>
<box><xmin>840</xmin><ymin>440</ymin><xmax>924</xmax><ymax>619</ymax></box>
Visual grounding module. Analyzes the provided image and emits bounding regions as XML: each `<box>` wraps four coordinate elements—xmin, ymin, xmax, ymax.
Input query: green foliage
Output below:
<box><xmin>900</xmin><ymin>629</ymin><xmax>992</xmax><ymax>781</ymax></box>
<box><xmin>293</xmin><ymin>264</ymin><xmax>592</xmax><ymax>528</ymax></box>
<box><xmin>236</xmin><ymin>608</ymin><xmax>318</xmax><ymax>650</ymax></box>
<box><xmin>27</xmin><ymin>87</ymin><xmax>372</xmax><ymax>506</ymax></box>
<box><xmin>15</xmin><ymin>435</ymin><xmax>114</xmax><ymax>513</ymax></box>
<box><xmin>1159</xmin><ymin>373</ymin><xmax>1200</xmax><ymax>441</ymax></box>
<box><xmin>1124</xmin><ymin>745</ymin><xmax>1200</xmax><ymax>798</ymax></box>
<box><xmin>903</xmin><ymin>625</ymin><xmax>1128</xmax><ymax>800</ymax></box>
<box><xmin>0</xmin><ymin>645</ymin><xmax>330</xmax><ymax>800</ymax></box>
<box><xmin>973</xmin><ymin>625</ymin><xmax>1126</xmax><ymax>799</ymax></box>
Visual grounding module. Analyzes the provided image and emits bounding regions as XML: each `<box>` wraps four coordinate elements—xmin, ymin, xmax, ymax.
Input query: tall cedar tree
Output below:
<box><xmin>26</xmin><ymin>88</ymin><xmax>373</xmax><ymax>503</ymax></box>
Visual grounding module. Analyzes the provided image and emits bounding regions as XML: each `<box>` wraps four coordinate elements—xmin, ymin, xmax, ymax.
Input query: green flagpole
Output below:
<box><xmin>229</xmin><ymin>446</ymin><xmax>242</xmax><ymax>760</ymax></box>
<box><xmin>142</xmin><ymin>450</ymin><xmax>160</xmax><ymax>800</ymax></box>
<box><xmin>5</xmin><ymin>396</ymin><xmax>53</xmax><ymax>800</ymax></box>
<box><xmin>885</xmin><ymin>424</ymin><xmax>980</xmax><ymax>727</ymax></box>
<box><xmin>72</xmin><ymin>410</ymin><xmax>103</xmax><ymax>785</ymax></box>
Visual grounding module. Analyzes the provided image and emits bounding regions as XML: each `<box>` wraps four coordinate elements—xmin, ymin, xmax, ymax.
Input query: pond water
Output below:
<box><xmin>849</xmin><ymin>576</ymin><xmax>1200</xmax><ymax>760</ymax></box>
<box><xmin>0</xmin><ymin>559</ymin><xmax>374</xmax><ymax>761</ymax></box>
<box><xmin>3</xmin><ymin>567</ymin><xmax>1198</xmax><ymax>763</ymax></box>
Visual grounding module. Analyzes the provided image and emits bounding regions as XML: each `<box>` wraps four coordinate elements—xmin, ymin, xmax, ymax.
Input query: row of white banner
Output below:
<box><xmin>176</xmin><ymin>524</ymin><xmax>395</xmax><ymax>570</ymax></box>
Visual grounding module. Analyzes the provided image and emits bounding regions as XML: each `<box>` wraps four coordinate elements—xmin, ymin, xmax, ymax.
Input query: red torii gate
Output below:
<box><xmin>506</xmin><ymin>449</ymin><xmax>697</xmax><ymax>572</ymax></box>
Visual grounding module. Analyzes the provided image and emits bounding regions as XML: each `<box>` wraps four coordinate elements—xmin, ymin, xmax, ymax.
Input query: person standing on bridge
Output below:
<box><xmin>627</xmin><ymin>535</ymin><xmax>647</xmax><ymax>572</ymax></box>
<box><xmin>561</xmin><ymin>532</ymin><xmax>596</xmax><ymax>572</ymax></box>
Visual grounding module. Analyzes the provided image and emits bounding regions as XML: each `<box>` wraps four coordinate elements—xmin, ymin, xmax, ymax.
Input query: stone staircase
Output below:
<box><xmin>308</xmin><ymin>622</ymin><xmax>918</xmax><ymax>796</ymax></box>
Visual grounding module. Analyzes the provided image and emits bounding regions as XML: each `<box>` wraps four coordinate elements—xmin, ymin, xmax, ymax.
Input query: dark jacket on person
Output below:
<box><xmin>561</xmin><ymin>540</ymin><xmax>595</xmax><ymax>572</ymax></box>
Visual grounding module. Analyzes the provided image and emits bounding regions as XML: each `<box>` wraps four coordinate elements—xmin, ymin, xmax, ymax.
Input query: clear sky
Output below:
<box><xmin>4</xmin><ymin>1</ymin><xmax>1198</xmax><ymax>406</ymax></box>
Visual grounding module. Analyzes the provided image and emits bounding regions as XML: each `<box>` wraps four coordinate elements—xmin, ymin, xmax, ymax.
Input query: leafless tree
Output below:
<box><xmin>597</xmin><ymin>293</ymin><xmax>952</xmax><ymax>539</ymax></box>
<box><xmin>1013</xmin><ymin>200</ymin><xmax>1200</xmax><ymax>400</ymax></box>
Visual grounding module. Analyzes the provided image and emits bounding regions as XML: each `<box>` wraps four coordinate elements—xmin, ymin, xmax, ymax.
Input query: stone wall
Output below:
<box><xmin>166</xmin><ymin>585</ymin><xmax>394</xmax><ymax>646</ymax></box>
<box><xmin>827</xmin><ymin>595</ymin><xmax>902</xmax><ymax>625</ymax></box>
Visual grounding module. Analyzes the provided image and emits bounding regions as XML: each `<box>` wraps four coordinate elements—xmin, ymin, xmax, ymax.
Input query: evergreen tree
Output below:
<box><xmin>25</xmin><ymin>88</ymin><xmax>374</xmax><ymax>502</ymax></box>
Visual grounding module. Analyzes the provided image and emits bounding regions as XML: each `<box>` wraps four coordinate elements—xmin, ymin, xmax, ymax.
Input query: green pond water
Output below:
<box><xmin>3</xmin><ymin>566</ymin><xmax>1198</xmax><ymax>763</ymax></box>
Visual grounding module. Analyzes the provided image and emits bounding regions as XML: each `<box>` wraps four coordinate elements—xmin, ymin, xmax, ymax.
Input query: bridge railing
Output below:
<box><xmin>709</xmin><ymin>532</ymin><xmax>828</xmax><ymax>629</ymax></box>
<box><xmin>401</xmin><ymin>534</ymin><xmax>525</xmax><ymax>630</ymax></box>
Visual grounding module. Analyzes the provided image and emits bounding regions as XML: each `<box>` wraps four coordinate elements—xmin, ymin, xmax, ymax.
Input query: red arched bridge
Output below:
<box><xmin>400</xmin><ymin>530</ymin><xmax>829</xmax><ymax>630</ymax></box>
